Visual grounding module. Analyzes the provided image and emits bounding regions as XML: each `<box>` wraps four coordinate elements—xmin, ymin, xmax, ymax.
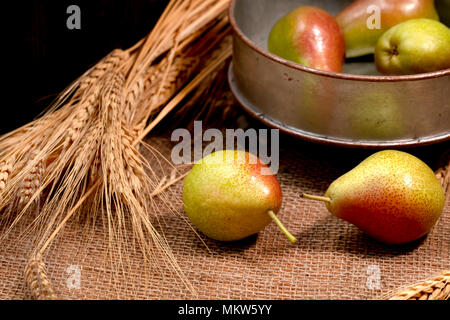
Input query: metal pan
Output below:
<box><xmin>228</xmin><ymin>0</ymin><xmax>450</xmax><ymax>148</ymax></box>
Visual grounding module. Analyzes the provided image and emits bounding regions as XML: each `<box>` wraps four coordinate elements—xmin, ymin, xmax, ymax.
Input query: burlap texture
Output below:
<box><xmin>0</xmin><ymin>127</ymin><xmax>449</xmax><ymax>300</ymax></box>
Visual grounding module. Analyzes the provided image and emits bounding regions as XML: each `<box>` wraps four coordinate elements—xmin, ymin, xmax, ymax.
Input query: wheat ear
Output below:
<box><xmin>17</xmin><ymin>151</ymin><xmax>45</xmax><ymax>211</ymax></box>
<box><xmin>389</xmin><ymin>271</ymin><xmax>450</xmax><ymax>300</ymax></box>
<box><xmin>436</xmin><ymin>158</ymin><xmax>450</xmax><ymax>198</ymax></box>
<box><xmin>78</xmin><ymin>49</ymin><xmax>129</xmax><ymax>97</ymax></box>
<box><xmin>24</xmin><ymin>253</ymin><xmax>57</xmax><ymax>300</ymax></box>
<box><xmin>0</xmin><ymin>157</ymin><xmax>14</xmax><ymax>192</ymax></box>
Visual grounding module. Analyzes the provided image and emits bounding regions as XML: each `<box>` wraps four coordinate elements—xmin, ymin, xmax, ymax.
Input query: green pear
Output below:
<box><xmin>375</xmin><ymin>19</ymin><xmax>450</xmax><ymax>75</ymax></box>
<box><xmin>336</xmin><ymin>0</ymin><xmax>440</xmax><ymax>58</ymax></box>
<box><xmin>183</xmin><ymin>150</ymin><xmax>296</xmax><ymax>243</ymax></box>
<box><xmin>302</xmin><ymin>150</ymin><xmax>445</xmax><ymax>244</ymax></box>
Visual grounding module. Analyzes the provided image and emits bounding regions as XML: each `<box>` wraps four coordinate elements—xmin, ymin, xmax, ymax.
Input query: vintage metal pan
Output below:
<box><xmin>228</xmin><ymin>0</ymin><xmax>450</xmax><ymax>148</ymax></box>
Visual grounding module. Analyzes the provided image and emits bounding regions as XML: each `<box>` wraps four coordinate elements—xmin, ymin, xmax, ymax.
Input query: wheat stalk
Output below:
<box><xmin>0</xmin><ymin>0</ymin><xmax>233</xmax><ymax>299</ymax></box>
<box><xmin>0</xmin><ymin>157</ymin><xmax>14</xmax><ymax>192</ymax></box>
<box><xmin>150</xmin><ymin>168</ymin><xmax>190</xmax><ymax>198</ymax></box>
<box><xmin>389</xmin><ymin>271</ymin><xmax>450</xmax><ymax>300</ymax></box>
<box><xmin>24</xmin><ymin>253</ymin><xmax>57</xmax><ymax>300</ymax></box>
<box><xmin>17</xmin><ymin>150</ymin><xmax>45</xmax><ymax>211</ymax></box>
<box><xmin>130</xmin><ymin>54</ymin><xmax>201</xmax><ymax>128</ymax></box>
<box><xmin>78</xmin><ymin>49</ymin><xmax>129</xmax><ymax>96</ymax></box>
<box><xmin>62</xmin><ymin>90</ymin><xmax>101</xmax><ymax>151</ymax></box>
<box><xmin>145</xmin><ymin>57</ymin><xmax>200</xmax><ymax>111</ymax></box>
<box><xmin>436</xmin><ymin>152</ymin><xmax>450</xmax><ymax>200</ymax></box>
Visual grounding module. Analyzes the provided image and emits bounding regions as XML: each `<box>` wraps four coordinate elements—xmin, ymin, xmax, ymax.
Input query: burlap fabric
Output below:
<box><xmin>0</xmin><ymin>121</ymin><xmax>449</xmax><ymax>299</ymax></box>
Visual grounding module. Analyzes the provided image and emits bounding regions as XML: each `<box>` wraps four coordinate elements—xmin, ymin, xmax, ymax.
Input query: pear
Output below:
<box><xmin>183</xmin><ymin>150</ymin><xmax>296</xmax><ymax>243</ymax></box>
<box><xmin>302</xmin><ymin>150</ymin><xmax>445</xmax><ymax>244</ymax></box>
<box><xmin>268</xmin><ymin>6</ymin><xmax>346</xmax><ymax>72</ymax></box>
<box><xmin>336</xmin><ymin>0</ymin><xmax>439</xmax><ymax>58</ymax></box>
<box><xmin>375</xmin><ymin>19</ymin><xmax>450</xmax><ymax>75</ymax></box>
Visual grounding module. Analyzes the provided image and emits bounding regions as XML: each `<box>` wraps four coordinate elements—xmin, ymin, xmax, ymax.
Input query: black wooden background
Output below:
<box><xmin>6</xmin><ymin>0</ymin><xmax>169</xmax><ymax>134</ymax></box>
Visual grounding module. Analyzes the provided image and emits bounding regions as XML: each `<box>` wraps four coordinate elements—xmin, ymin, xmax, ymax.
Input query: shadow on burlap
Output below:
<box><xmin>0</xmin><ymin>124</ymin><xmax>449</xmax><ymax>300</ymax></box>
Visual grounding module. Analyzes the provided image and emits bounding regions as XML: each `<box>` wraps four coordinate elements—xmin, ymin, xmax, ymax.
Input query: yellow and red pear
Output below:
<box><xmin>183</xmin><ymin>150</ymin><xmax>296</xmax><ymax>243</ymax></box>
<box><xmin>268</xmin><ymin>6</ymin><xmax>346</xmax><ymax>72</ymax></box>
<box><xmin>303</xmin><ymin>151</ymin><xmax>445</xmax><ymax>244</ymax></box>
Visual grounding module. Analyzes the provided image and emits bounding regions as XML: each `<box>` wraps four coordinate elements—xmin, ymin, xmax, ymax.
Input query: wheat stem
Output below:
<box><xmin>136</xmin><ymin>46</ymin><xmax>232</xmax><ymax>143</ymax></box>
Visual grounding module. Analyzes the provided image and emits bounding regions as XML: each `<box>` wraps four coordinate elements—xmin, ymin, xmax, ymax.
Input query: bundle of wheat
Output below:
<box><xmin>0</xmin><ymin>0</ymin><xmax>232</xmax><ymax>299</ymax></box>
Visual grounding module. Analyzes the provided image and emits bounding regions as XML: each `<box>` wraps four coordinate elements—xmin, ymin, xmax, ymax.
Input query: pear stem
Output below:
<box><xmin>301</xmin><ymin>193</ymin><xmax>331</xmax><ymax>204</ymax></box>
<box><xmin>267</xmin><ymin>210</ymin><xmax>297</xmax><ymax>244</ymax></box>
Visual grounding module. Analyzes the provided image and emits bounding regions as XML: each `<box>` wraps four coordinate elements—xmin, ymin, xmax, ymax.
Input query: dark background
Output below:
<box><xmin>6</xmin><ymin>0</ymin><xmax>169</xmax><ymax>134</ymax></box>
